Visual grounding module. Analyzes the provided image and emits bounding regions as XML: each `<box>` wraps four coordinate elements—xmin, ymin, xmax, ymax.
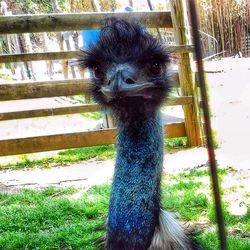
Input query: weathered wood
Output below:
<box><xmin>0</xmin><ymin>129</ymin><xmax>116</xmax><ymax>156</ymax></box>
<box><xmin>0</xmin><ymin>46</ymin><xmax>193</xmax><ymax>63</ymax></box>
<box><xmin>0</xmin><ymin>122</ymin><xmax>186</xmax><ymax>156</ymax></box>
<box><xmin>167</xmin><ymin>45</ymin><xmax>193</xmax><ymax>53</ymax></box>
<box><xmin>0</xmin><ymin>51</ymin><xmax>79</xmax><ymax>63</ymax></box>
<box><xmin>0</xmin><ymin>104</ymin><xmax>101</xmax><ymax>121</ymax></box>
<box><xmin>164</xmin><ymin>122</ymin><xmax>186</xmax><ymax>138</ymax></box>
<box><xmin>166</xmin><ymin>96</ymin><xmax>193</xmax><ymax>106</ymax></box>
<box><xmin>0</xmin><ymin>79</ymin><xmax>89</xmax><ymax>100</ymax></box>
<box><xmin>0</xmin><ymin>11</ymin><xmax>172</xmax><ymax>35</ymax></box>
<box><xmin>0</xmin><ymin>97</ymin><xmax>192</xmax><ymax>121</ymax></box>
<box><xmin>170</xmin><ymin>0</ymin><xmax>202</xmax><ymax>146</ymax></box>
<box><xmin>0</xmin><ymin>74</ymin><xmax>181</xmax><ymax>100</ymax></box>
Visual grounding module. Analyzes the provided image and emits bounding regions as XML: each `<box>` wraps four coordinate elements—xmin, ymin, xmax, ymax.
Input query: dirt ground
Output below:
<box><xmin>206</xmin><ymin>57</ymin><xmax>250</xmax><ymax>170</ymax></box>
<box><xmin>0</xmin><ymin>57</ymin><xmax>250</xmax><ymax>191</ymax></box>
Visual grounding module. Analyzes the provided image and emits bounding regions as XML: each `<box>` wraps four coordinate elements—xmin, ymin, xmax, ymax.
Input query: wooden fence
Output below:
<box><xmin>0</xmin><ymin>7</ymin><xmax>203</xmax><ymax>156</ymax></box>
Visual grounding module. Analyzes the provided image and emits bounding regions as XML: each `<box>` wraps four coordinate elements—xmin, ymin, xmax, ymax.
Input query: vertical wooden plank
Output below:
<box><xmin>169</xmin><ymin>0</ymin><xmax>202</xmax><ymax>146</ymax></box>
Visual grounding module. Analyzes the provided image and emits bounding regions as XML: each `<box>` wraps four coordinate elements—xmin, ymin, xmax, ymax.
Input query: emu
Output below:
<box><xmin>81</xmin><ymin>18</ymin><xmax>200</xmax><ymax>250</ymax></box>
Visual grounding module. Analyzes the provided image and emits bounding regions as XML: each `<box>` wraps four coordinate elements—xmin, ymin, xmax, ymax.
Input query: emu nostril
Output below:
<box><xmin>125</xmin><ymin>78</ymin><xmax>135</xmax><ymax>84</ymax></box>
<box><xmin>108</xmin><ymin>80</ymin><xmax>111</xmax><ymax>85</ymax></box>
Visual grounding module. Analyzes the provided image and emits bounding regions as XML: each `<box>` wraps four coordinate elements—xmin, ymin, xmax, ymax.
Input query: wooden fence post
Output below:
<box><xmin>170</xmin><ymin>0</ymin><xmax>203</xmax><ymax>146</ymax></box>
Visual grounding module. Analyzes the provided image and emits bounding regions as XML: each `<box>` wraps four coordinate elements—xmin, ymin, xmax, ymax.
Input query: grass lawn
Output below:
<box><xmin>0</xmin><ymin>168</ymin><xmax>249</xmax><ymax>250</ymax></box>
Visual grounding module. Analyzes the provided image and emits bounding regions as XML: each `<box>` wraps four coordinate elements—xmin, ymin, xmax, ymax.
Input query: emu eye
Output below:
<box><xmin>93</xmin><ymin>65</ymin><xmax>104</xmax><ymax>80</ymax></box>
<box><xmin>150</xmin><ymin>62</ymin><xmax>162</xmax><ymax>76</ymax></box>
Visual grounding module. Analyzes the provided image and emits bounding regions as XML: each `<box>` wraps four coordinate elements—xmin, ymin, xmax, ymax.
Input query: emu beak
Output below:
<box><xmin>101</xmin><ymin>65</ymin><xmax>154</xmax><ymax>98</ymax></box>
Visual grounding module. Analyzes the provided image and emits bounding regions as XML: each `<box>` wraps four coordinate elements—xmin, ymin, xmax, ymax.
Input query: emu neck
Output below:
<box><xmin>107</xmin><ymin>110</ymin><xmax>164</xmax><ymax>249</ymax></box>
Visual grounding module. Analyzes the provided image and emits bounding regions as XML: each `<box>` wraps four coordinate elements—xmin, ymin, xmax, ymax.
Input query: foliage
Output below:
<box><xmin>0</xmin><ymin>73</ymin><xmax>15</xmax><ymax>80</ymax></box>
<box><xmin>70</xmin><ymin>0</ymin><xmax>121</xmax><ymax>12</ymax></box>
<box><xmin>0</xmin><ymin>169</ymin><xmax>249</xmax><ymax>249</ymax></box>
<box><xmin>70</xmin><ymin>0</ymin><xmax>93</xmax><ymax>12</ymax></box>
<box><xmin>7</xmin><ymin>0</ymin><xmax>69</xmax><ymax>14</ymax></box>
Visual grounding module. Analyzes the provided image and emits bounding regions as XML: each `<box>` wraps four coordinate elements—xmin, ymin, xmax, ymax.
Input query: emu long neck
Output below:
<box><xmin>107</xmin><ymin>110</ymin><xmax>164</xmax><ymax>249</ymax></box>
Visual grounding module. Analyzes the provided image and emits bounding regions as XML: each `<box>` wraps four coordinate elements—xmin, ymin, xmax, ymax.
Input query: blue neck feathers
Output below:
<box><xmin>107</xmin><ymin>110</ymin><xmax>164</xmax><ymax>249</ymax></box>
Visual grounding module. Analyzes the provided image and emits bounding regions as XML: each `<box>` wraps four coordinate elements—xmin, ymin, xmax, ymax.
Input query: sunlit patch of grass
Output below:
<box><xmin>177</xmin><ymin>167</ymin><xmax>229</xmax><ymax>179</ymax></box>
<box><xmin>197</xmin><ymin>231</ymin><xmax>250</xmax><ymax>250</ymax></box>
<box><xmin>57</xmin><ymin>145</ymin><xmax>116</xmax><ymax>161</ymax></box>
<box><xmin>161</xmin><ymin>179</ymin><xmax>209</xmax><ymax>220</ymax></box>
<box><xmin>208</xmin><ymin>203</ymin><xmax>250</xmax><ymax>229</ymax></box>
<box><xmin>0</xmin><ymin>170</ymin><xmax>249</xmax><ymax>249</ymax></box>
<box><xmin>0</xmin><ymin>186</ymin><xmax>109</xmax><ymax>250</ymax></box>
<box><xmin>164</xmin><ymin>137</ymin><xmax>188</xmax><ymax>149</ymax></box>
<box><xmin>0</xmin><ymin>145</ymin><xmax>117</xmax><ymax>170</ymax></box>
<box><xmin>0</xmin><ymin>73</ymin><xmax>16</xmax><ymax>80</ymax></box>
<box><xmin>81</xmin><ymin>112</ymin><xmax>102</xmax><ymax>120</ymax></box>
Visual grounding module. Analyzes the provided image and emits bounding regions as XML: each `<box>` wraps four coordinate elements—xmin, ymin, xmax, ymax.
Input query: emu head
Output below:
<box><xmin>82</xmin><ymin>18</ymin><xmax>171</xmax><ymax>117</ymax></box>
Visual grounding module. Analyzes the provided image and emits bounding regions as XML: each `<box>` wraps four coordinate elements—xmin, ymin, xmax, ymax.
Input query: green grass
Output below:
<box><xmin>197</xmin><ymin>231</ymin><xmax>250</xmax><ymax>250</ymax></box>
<box><xmin>81</xmin><ymin>112</ymin><xmax>102</xmax><ymax>120</ymax></box>
<box><xmin>0</xmin><ymin>169</ymin><xmax>249</xmax><ymax>249</ymax></box>
<box><xmin>162</xmin><ymin>180</ymin><xmax>208</xmax><ymax>220</ymax></box>
<box><xmin>164</xmin><ymin>137</ymin><xmax>188</xmax><ymax>149</ymax></box>
<box><xmin>0</xmin><ymin>186</ymin><xmax>109</xmax><ymax>250</ymax></box>
<box><xmin>0</xmin><ymin>137</ymin><xmax>188</xmax><ymax>171</ymax></box>
<box><xmin>0</xmin><ymin>73</ymin><xmax>16</xmax><ymax>80</ymax></box>
<box><xmin>0</xmin><ymin>145</ymin><xmax>116</xmax><ymax>170</ymax></box>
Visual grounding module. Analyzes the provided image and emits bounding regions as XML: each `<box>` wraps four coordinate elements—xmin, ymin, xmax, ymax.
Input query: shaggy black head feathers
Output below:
<box><xmin>83</xmin><ymin>18</ymin><xmax>169</xmax><ymax>67</ymax></box>
<box><xmin>81</xmin><ymin>18</ymin><xmax>171</xmax><ymax>119</ymax></box>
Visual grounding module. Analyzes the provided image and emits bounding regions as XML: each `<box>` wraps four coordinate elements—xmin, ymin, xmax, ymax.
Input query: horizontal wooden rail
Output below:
<box><xmin>0</xmin><ymin>11</ymin><xmax>172</xmax><ymax>35</ymax></box>
<box><xmin>0</xmin><ymin>79</ymin><xmax>89</xmax><ymax>100</ymax></box>
<box><xmin>0</xmin><ymin>97</ymin><xmax>193</xmax><ymax>121</ymax></box>
<box><xmin>168</xmin><ymin>45</ymin><xmax>193</xmax><ymax>53</ymax></box>
<box><xmin>0</xmin><ymin>51</ymin><xmax>80</xmax><ymax>63</ymax></box>
<box><xmin>0</xmin><ymin>122</ymin><xmax>185</xmax><ymax>156</ymax></box>
<box><xmin>0</xmin><ymin>75</ymin><xmax>180</xmax><ymax>101</ymax></box>
<box><xmin>0</xmin><ymin>45</ymin><xmax>193</xmax><ymax>63</ymax></box>
<box><xmin>0</xmin><ymin>104</ymin><xmax>102</xmax><ymax>121</ymax></box>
